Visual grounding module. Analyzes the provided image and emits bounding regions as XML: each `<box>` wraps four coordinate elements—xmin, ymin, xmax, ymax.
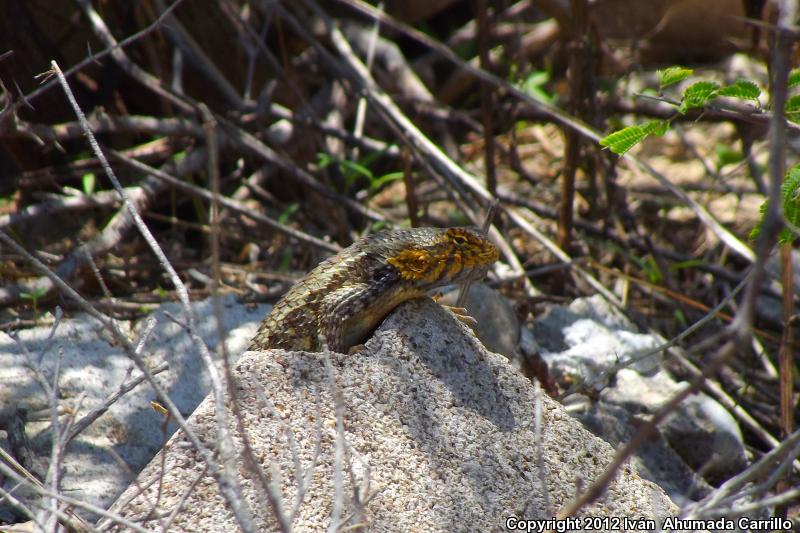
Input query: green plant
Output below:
<box><xmin>82</xmin><ymin>172</ymin><xmax>96</xmax><ymax>195</ymax></box>
<box><xmin>750</xmin><ymin>163</ymin><xmax>800</xmax><ymax>244</ymax></box>
<box><xmin>516</xmin><ymin>68</ymin><xmax>554</xmax><ymax>104</ymax></box>
<box><xmin>629</xmin><ymin>253</ymin><xmax>663</xmax><ymax>285</ymax></box>
<box><xmin>277</xmin><ymin>203</ymin><xmax>299</xmax><ymax>225</ymax></box>
<box><xmin>317</xmin><ymin>151</ymin><xmax>403</xmax><ymax>193</ymax></box>
<box><xmin>278</xmin><ymin>247</ymin><xmax>294</xmax><ymax>272</ymax></box>
<box><xmin>601</xmin><ymin>65</ymin><xmax>800</xmax><ymax>245</ymax></box>
<box><xmin>672</xmin><ymin>308</ymin><xmax>688</xmax><ymax>328</ymax></box>
<box><xmin>669</xmin><ymin>258</ymin><xmax>707</xmax><ymax>272</ymax></box>
<box><xmin>20</xmin><ymin>286</ymin><xmax>48</xmax><ymax>313</ymax></box>
<box><xmin>368</xmin><ymin>220</ymin><xmax>394</xmax><ymax>232</ymax></box>
<box><xmin>599</xmin><ymin>66</ymin><xmax>783</xmax><ymax>155</ymax></box>
<box><xmin>714</xmin><ymin>143</ymin><xmax>743</xmax><ymax>172</ymax></box>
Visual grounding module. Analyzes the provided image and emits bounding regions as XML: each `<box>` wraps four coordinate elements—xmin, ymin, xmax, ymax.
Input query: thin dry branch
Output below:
<box><xmin>0</xmin><ymin>0</ymin><xmax>188</xmax><ymax>124</ymax></box>
<box><xmin>204</xmin><ymin>104</ymin><xmax>289</xmax><ymax>531</ymax></box>
<box><xmin>684</xmin><ymin>428</ymin><xmax>800</xmax><ymax>519</ymax></box>
<box><xmin>110</xmin><ymin>148</ymin><xmax>341</xmax><ymax>253</ymax></box>
<box><xmin>285</xmin><ymin>0</ymin><xmax>528</xmax><ymax>280</ymax></box>
<box><xmin>65</xmin><ymin>322</ymin><xmax>169</xmax><ymax>445</ymax></box>
<box><xmin>73</xmin><ymin>0</ymin><xmax>193</xmax><ymax>114</ymax></box>
<box><xmin>556</xmin><ymin>335</ymin><xmax>742</xmax><ymax>519</ymax></box>
<box><xmin>0</xmin><ymin>174</ymin><xmax>171</xmax><ymax>308</ymax></box>
<box><xmin>152</xmin><ymin>0</ymin><xmax>247</xmax><ymax>110</ymax></box>
<box><xmin>30</xmin><ymin>1</ymin><xmax>387</xmax><ymax>228</ymax></box>
<box><xmin>335</xmin><ymin>0</ymin><xmax>756</xmax><ymax>263</ymax></box>
<box><xmin>50</xmin><ymin>60</ymin><xmax>258</xmax><ymax>532</ymax></box>
<box><xmin>215</xmin><ymin>114</ymin><xmax>388</xmax><ymax>223</ymax></box>
<box><xmin>295</xmin><ymin>0</ymin><xmax>652</xmax><ymax>315</ymax></box>
<box><xmin>556</xmin><ymin>0</ymin><xmax>799</xmax><ymax>516</ymax></box>
<box><xmin>0</xmin><ymin>155</ymin><xmax>201</xmax><ymax>308</ymax></box>
<box><xmin>0</xmin><ymin>456</ymin><xmax>148</xmax><ymax>533</ymax></box>
<box><xmin>7</xmin><ymin>115</ymin><xmax>204</xmax><ymax>142</ymax></box>
<box><xmin>604</xmin><ymin>96</ymin><xmax>800</xmax><ymax>133</ymax></box>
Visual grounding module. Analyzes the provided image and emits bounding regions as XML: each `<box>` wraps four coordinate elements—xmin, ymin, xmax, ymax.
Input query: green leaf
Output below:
<box><xmin>369</xmin><ymin>172</ymin><xmax>404</xmax><ymax>191</ymax></box>
<box><xmin>317</xmin><ymin>153</ymin><xmax>335</xmax><ymax>169</ymax></box>
<box><xmin>780</xmin><ymin>165</ymin><xmax>800</xmax><ymax>243</ymax></box>
<box><xmin>673</xmin><ymin>308</ymin><xmax>688</xmax><ymax>327</ymax></box>
<box><xmin>717</xmin><ymin>79</ymin><xmax>761</xmax><ymax>101</ymax></box>
<box><xmin>277</xmin><ymin>203</ymin><xmax>299</xmax><ymax>225</ymax></box>
<box><xmin>628</xmin><ymin>253</ymin><xmax>663</xmax><ymax>284</ymax></box>
<box><xmin>750</xmin><ymin>198</ymin><xmax>765</xmax><ymax>241</ymax></box>
<box><xmin>777</xmin><ymin>227</ymin><xmax>795</xmax><ymax>244</ymax></box>
<box><xmin>644</xmin><ymin>256</ymin><xmax>663</xmax><ymax>284</ymax></box>
<box><xmin>600</xmin><ymin>126</ymin><xmax>645</xmax><ymax>155</ymax></box>
<box><xmin>518</xmin><ymin>69</ymin><xmax>554</xmax><ymax>103</ymax></box>
<box><xmin>514</xmin><ymin>119</ymin><xmax>532</xmax><ymax>132</ymax></box>
<box><xmin>82</xmin><ymin>173</ymin><xmax>96</xmax><ymax>195</ymax></box>
<box><xmin>669</xmin><ymin>258</ymin><xmax>707</xmax><ymax>271</ymax></box>
<box><xmin>785</xmin><ymin>95</ymin><xmax>800</xmax><ymax>123</ymax></box>
<box><xmin>21</xmin><ymin>286</ymin><xmax>47</xmax><ymax>302</ymax></box>
<box><xmin>789</xmin><ymin>68</ymin><xmax>800</xmax><ymax>89</ymax></box>
<box><xmin>359</xmin><ymin>150</ymin><xmax>383</xmax><ymax>169</ymax></box>
<box><xmin>338</xmin><ymin>159</ymin><xmax>373</xmax><ymax>181</ymax></box>
<box><xmin>715</xmin><ymin>143</ymin><xmax>742</xmax><ymax>170</ymax></box>
<box><xmin>369</xmin><ymin>220</ymin><xmax>394</xmax><ymax>232</ymax></box>
<box><xmin>318</xmin><ymin>152</ymin><xmax>375</xmax><ymax>190</ymax></box>
<box><xmin>599</xmin><ymin>120</ymin><xmax>670</xmax><ymax>155</ymax></box>
<box><xmin>678</xmin><ymin>81</ymin><xmax>720</xmax><ymax>113</ymax></box>
<box><xmin>657</xmin><ymin>66</ymin><xmax>693</xmax><ymax>90</ymax></box>
<box><xmin>750</xmin><ymin>164</ymin><xmax>800</xmax><ymax>243</ymax></box>
<box><xmin>645</xmin><ymin>120</ymin><xmax>670</xmax><ymax>136</ymax></box>
<box><xmin>278</xmin><ymin>247</ymin><xmax>294</xmax><ymax>272</ymax></box>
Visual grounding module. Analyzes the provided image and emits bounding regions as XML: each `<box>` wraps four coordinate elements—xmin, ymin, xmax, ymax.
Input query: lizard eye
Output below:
<box><xmin>447</xmin><ymin>228</ymin><xmax>477</xmax><ymax>248</ymax></box>
<box><xmin>452</xmin><ymin>234</ymin><xmax>470</xmax><ymax>247</ymax></box>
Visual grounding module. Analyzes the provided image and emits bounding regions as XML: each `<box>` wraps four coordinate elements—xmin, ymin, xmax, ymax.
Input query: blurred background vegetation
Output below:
<box><xmin>0</xmin><ymin>0</ymin><xmax>797</xmax><ymax>487</ymax></box>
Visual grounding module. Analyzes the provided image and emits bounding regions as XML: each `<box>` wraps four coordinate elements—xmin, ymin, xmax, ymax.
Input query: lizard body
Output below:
<box><xmin>250</xmin><ymin>226</ymin><xmax>499</xmax><ymax>352</ymax></box>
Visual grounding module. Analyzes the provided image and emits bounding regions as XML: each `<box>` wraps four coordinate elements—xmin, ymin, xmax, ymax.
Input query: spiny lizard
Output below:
<box><xmin>250</xmin><ymin>226</ymin><xmax>499</xmax><ymax>353</ymax></box>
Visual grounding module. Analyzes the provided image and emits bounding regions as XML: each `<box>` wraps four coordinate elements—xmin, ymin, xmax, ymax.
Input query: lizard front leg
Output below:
<box><xmin>316</xmin><ymin>284</ymin><xmax>371</xmax><ymax>353</ymax></box>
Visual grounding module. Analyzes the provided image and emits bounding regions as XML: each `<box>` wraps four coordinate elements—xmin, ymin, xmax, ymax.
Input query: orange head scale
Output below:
<box><xmin>381</xmin><ymin>227</ymin><xmax>499</xmax><ymax>287</ymax></box>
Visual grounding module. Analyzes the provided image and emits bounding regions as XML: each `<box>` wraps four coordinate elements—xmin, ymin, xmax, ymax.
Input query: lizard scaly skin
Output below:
<box><xmin>250</xmin><ymin>226</ymin><xmax>499</xmax><ymax>353</ymax></box>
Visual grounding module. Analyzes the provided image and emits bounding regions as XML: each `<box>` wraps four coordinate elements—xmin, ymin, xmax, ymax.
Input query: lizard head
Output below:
<box><xmin>384</xmin><ymin>227</ymin><xmax>499</xmax><ymax>287</ymax></box>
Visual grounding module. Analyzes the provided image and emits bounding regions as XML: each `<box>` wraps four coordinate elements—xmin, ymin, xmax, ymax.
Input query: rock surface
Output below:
<box><xmin>105</xmin><ymin>299</ymin><xmax>676</xmax><ymax>531</ymax></box>
<box><xmin>439</xmin><ymin>282</ymin><xmax>520</xmax><ymax>359</ymax></box>
<box><xmin>0</xmin><ymin>295</ymin><xmax>267</xmax><ymax>520</ymax></box>
<box><xmin>534</xmin><ymin>295</ymin><xmax>747</xmax><ymax>491</ymax></box>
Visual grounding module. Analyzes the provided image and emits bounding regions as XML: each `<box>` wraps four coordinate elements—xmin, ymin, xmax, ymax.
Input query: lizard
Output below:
<box><xmin>249</xmin><ymin>226</ymin><xmax>500</xmax><ymax>353</ymax></box>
